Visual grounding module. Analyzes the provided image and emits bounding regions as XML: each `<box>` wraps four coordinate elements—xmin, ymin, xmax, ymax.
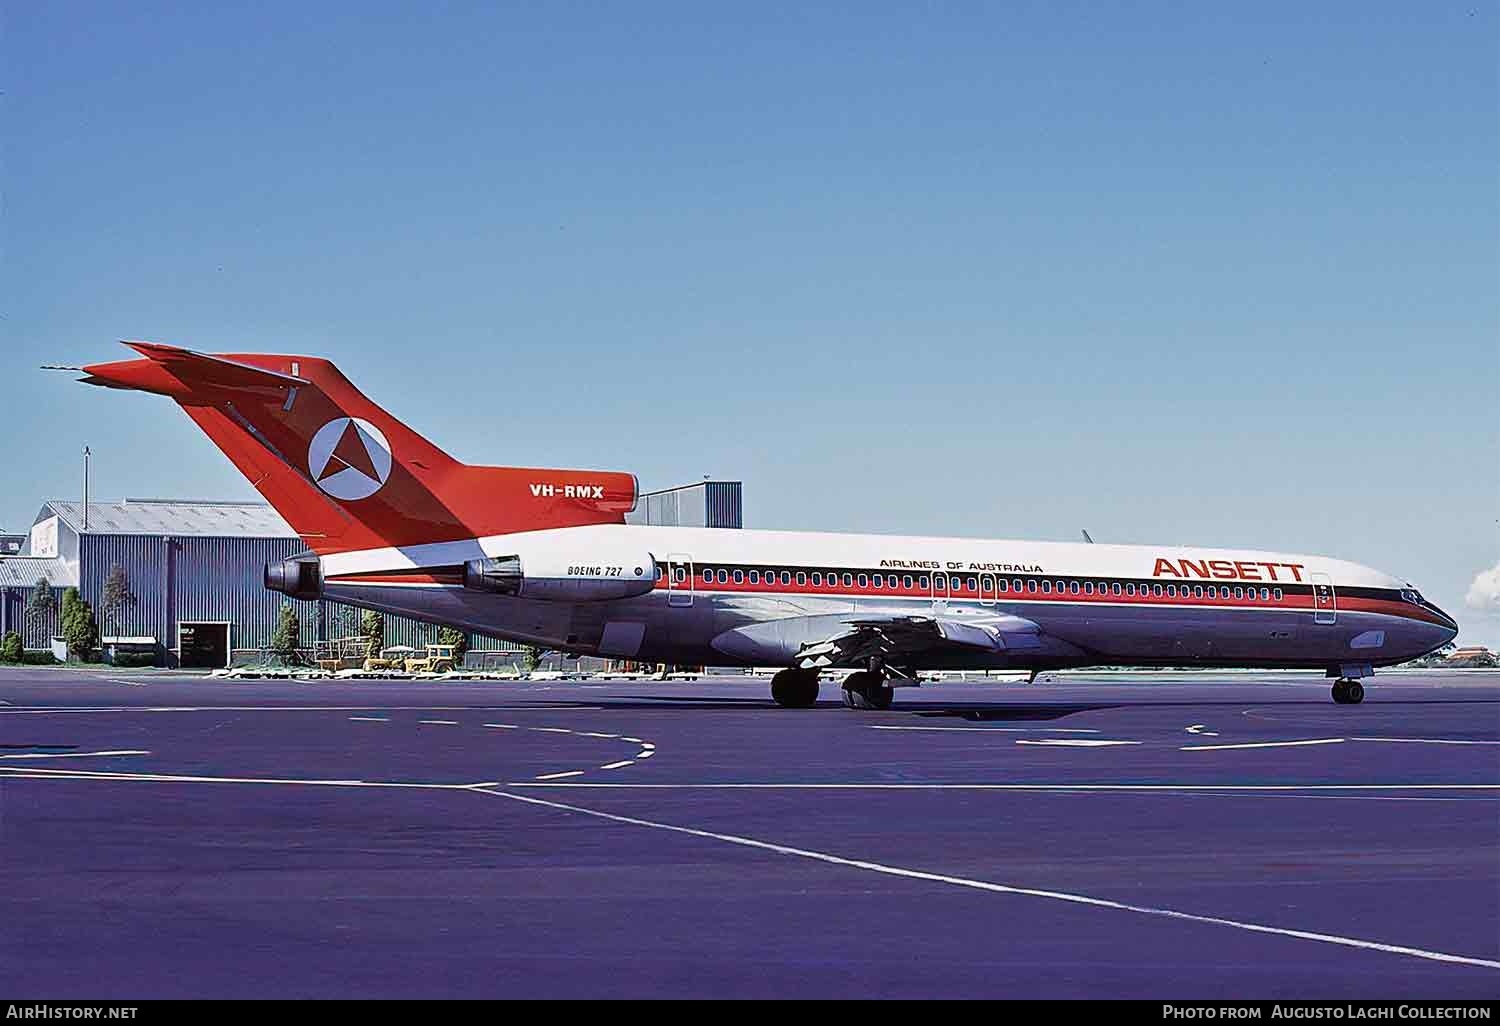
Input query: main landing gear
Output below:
<box><xmin>1331</xmin><ymin>678</ymin><xmax>1365</xmax><ymax>705</ymax></box>
<box><xmin>841</xmin><ymin>669</ymin><xmax>895</xmax><ymax>710</ymax></box>
<box><xmin>770</xmin><ymin>668</ymin><xmax>821</xmax><ymax>708</ymax></box>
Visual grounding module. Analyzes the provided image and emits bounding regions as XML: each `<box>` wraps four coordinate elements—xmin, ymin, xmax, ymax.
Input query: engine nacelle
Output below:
<box><xmin>264</xmin><ymin>557</ymin><xmax>322</xmax><ymax>600</ymax></box>
<box><xmin>463</xmin><ymin>546</ymin><xmax>657</xmax><ymax>602</ymax></box>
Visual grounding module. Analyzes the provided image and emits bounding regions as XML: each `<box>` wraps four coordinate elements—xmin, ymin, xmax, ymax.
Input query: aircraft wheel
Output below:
<box><xmin>771</xmin><ymin>669</ymin><xmax>820</xmax><ymax>708</ymax></box>
<box><xmin>1331</xmin><ymin>679</ymin><xmax>1366</xmax><ymax>705</ymax></box>
<box><xmin>842</xmin><ymin>670</ymin><xmax>894</xmax><ymax>710</ymax></box>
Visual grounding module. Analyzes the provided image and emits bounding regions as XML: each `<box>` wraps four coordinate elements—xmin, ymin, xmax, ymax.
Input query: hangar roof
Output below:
<box><xmin>38</xmin><ymin>499</ymin><xmax>296</xmax><ymax>539</ymax></box>
<box><xmin>0</xmin><ymin>555</ymin><xmax>76</xmax><ymax>588</ymax></box>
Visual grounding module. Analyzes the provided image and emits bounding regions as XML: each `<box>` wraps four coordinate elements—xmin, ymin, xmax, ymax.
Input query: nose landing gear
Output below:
<box><xmin>1331</xmin><ymin>678</ymin><xmax>1365</xmax><ymax>704</ymax></box>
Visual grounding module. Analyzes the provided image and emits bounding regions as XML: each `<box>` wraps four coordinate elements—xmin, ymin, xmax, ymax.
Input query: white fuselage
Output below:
<box><xmin>310</xmin><ymin>524</ymin><xmax>1457</xmax><ymax>672</ymax></box>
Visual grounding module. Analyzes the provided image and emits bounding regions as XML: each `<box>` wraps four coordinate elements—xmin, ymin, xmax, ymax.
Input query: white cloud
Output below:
<box><xmin>1466</xmin><ymin>561</ymin><xmax>1500</xmax><ymax>613</ymax></box>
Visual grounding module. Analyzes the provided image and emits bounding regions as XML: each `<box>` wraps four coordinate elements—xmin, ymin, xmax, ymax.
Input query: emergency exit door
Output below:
<box><xmin>1310</xmin><ymin>573</ymin><xmax>1337</xmax><ymax>625</ymax></box>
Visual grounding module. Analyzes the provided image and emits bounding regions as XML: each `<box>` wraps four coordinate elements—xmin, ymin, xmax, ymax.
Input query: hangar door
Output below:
<box><xmin>179</xmin><ymin>622</ymin><xmax>230</xmax><ymax>668</ymax></box>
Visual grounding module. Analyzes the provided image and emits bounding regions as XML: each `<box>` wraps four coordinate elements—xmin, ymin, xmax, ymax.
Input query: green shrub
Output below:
<box><xmin>110</xmin><ymin>651</ymin><xmax>157</xmax><ymax>669</ymax></box>
<box><xmin>60</xmin><ymin>587</ymin><xmax>99</xmax><ymax>660</ymax></box>
<box><xmin>21</xmin><ymin>651</ymin><xmax>57</xmax><ymax>665</ymax></box>
<box><xmin>1</xmin><ymin>631</ymin><xmax>22</xmax><ymax>663</ymax></box>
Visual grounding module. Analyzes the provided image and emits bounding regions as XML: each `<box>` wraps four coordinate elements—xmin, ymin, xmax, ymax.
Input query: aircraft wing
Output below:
<box><xmin>792</xmin><ymin>612</ymin><xmax>1043</xmax><ymax>670</ymax></box>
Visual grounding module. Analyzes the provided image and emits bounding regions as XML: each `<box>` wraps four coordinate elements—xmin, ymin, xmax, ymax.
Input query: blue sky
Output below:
<box><xmin>5</xmin><ymin>2</ymin><xmax>1497</xmax><ymax>645</ymax></box>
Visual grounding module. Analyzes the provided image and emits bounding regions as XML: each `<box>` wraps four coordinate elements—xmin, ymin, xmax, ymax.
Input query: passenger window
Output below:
<box><xmin>919</xmin><ymin>575</ymin><xmax>930</xmax><ymax>589</ymax></box>
<box><xmin>888</xmin><ymin>575</ymin><xmax>898</xmax><ymax>588</ymax></box>
<box><xmin>781</xmin><ymin>571</ymin><xmax>791</xmax><ymax>585</ymax></box>
<box><xmin>1153</xmin><ymin>584</ymin><xmax>1163</xmax><ymax>597</ymax></box>
<box><xmin>1274</xmin><ymin>588</ymin><xmax>1283</xmax><ymax>600</ymax></box>
<box><xmin>873</xmin><ymin>575</ymin><xmax>883</xmax><ymax>589</ymax></box>
<box><xmin>1233</xmin><ymin>587</ymin><xmax>1243</xmax><ymax>599</ymax></box>
<box><xmin>718</xmin><ymin>569</ymin><xmax>729</xmax><ymax>584</ymax></box>
<box><xmin>1112</xmin><ymin>583</ymin><xmax>1122</xmax><ymax>595</ymax></box>
<box><xmin>810</xmin><ymin>572</ymin><xmax>821</xmax><ymax>586</ymax></box>
<box><xmin>1084</xmin><ymin>582</ymin><xmax>1094</xmax><ymax>595</ymax></box>
<box><xmin>1126</xmin><ymin>584</ymin><xmax>1136</xmax><ymax>596</ymax></box>
<box><xmin>702</xmin><ymin>569</ymin><xmax>712</xmax><ymax>583</ymax></box>
<box><xmin>857</xmin><ymin>574</ymin><xmax>869</xmax><ymax>588</ymax></box>
<box><xmin>1027</xmin><ymin>580</ymin><xmax>1038</xmax><ymax>593</ymax></box>
<box><xmin>1194</xmin><ymin>585</ymin><xmax>1203</xmax><ymax>598</ymax></box>
<box><xmin>904</xmin><ymin>575</ymin><xmax>914</xmax><ymax>589</ymax></box>
<box><xmin>1166</xmin><ymin>584</ymin><xmax>1175</xmax><ymax>597</ymax></box>
<box><xmin>797</xmin><ymin>572</ymin><xmax>807</xmax><ymax>585</ymax></box>
<box><xmin>1042</xmin><ymin>581</ymin><xmax>1052</xmax><ymax>594</ymax></box>
<box><xmin>1207</xmin><ymin>586</ymin><xmax>1216</xmax><ymax>598</ymax></box>
<box><xmin>1260</xmin><ymin>587</ymin><xmax>1269</xmax><ymax>600</ymax></box>
<box><xmin>1070</xmin><ymin>581</ymin><xmax>1080</xmax><ymax>595</ymax></box>
<box><xmin>748</xmin><ymin>570</ymin><xmax>760</xmax><ymax>584</ymax></box>
<box><xmin>843</xmin><ymin>573</ymin><xmax>853</xmax><ymax>587</ymax></box>
<box><xmin>935</xmin><ymin>575</ymin><xmax>947</xmax><ymax>590</ymax></box>
<box><xmin>1000</xmin><ymin>580</ymin><xmax>1009</xmax><ymax>593</ymax></box>
<box><xmin>965</xmin><ymin>576</ymin><xmax>976</xmax><ymax>591</ymax></box>
<box><xmin>733</xmin><ymin>570</ymin><xmax>744</xmax><ymax>584</ymax></box>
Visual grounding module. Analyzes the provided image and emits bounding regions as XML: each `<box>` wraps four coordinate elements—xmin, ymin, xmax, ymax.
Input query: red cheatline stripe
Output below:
<box><xmin>653</xmin><ymin>578</ymin><xmax>1446</xmax><ymax>626</ymax></box>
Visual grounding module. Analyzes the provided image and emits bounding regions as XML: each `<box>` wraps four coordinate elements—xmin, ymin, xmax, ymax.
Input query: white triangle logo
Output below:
<box><xmin>307</xmin><ymin>418</ymin><xmax>392</xmax><ymax>501</ymax></box>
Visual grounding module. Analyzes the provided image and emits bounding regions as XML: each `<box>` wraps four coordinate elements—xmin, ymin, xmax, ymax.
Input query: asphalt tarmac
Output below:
<box><xmin>1</xmin><ymin>667</ymin><xmax>1496</xmax><ymax>999</ymax></box>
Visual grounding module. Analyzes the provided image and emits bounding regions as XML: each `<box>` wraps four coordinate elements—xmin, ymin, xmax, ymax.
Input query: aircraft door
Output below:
<box><xmin>980</xmin><ymin>574</ymin><xmax>997</xmax><ymax>606</ymax></box>
<box><xmin>666</xmin><ymin>553</ymin><xmax>694</xmax><ymax>608</ymax></box>
<box><xmin>932</xmin><ymin>572</ymin><xmax>950</xmax><ymax>613</ymax></box>
<box><xmin>1311</xmin><ymin>572</ymin><xmax>1336</xmax><ymax>625</ymax></box>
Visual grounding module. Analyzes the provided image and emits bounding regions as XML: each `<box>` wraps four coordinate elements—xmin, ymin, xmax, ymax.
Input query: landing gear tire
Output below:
<box><xmin>1331</xmin><ymin>679</ymin><xmax>1365</xmax><ymax>705</ymax></box>
<box><xmin>841</xmin><ymin>670</ymin><xmax>894</xmax><ymax>711</ymax></box>
<box><xmin>771</xmin><ymin>669</ymin><xmax>820</xmax><ymax>708</ymax></box>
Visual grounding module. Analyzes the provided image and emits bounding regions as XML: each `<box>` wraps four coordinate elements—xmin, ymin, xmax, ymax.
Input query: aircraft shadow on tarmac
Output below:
<box><xmin>597</xmin><ymin>694</ymin><xmax>1500</xmax><ymax>721</ymax></box>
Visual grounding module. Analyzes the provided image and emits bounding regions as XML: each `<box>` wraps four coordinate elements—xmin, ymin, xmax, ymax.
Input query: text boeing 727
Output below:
<box><xmin>70</xmin><ymin>342</ymin><xmax>1457</xmax><ymax>707</ymax></box>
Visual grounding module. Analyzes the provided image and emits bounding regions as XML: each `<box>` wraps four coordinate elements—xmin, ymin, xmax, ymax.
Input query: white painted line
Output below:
<box><xmin>620</xmin><ymin>737</ymin><xmax>644</xmax><ymax>744</ymax></box>
<box><xmin>0</xmin><ymin>705</ymin><xmax>605</xmax><ymax>714</ymax></box>
<box><xmin>1352</xmin><ymin>737</ymin><xmax>1500</xmax><ymax>746</ymax></box>
<box><xmin>1185</xmin><ymin>724</ymin><xmax>1219</xmax><ymax>736</ymax></box>
<box><xmin>505</xmin><ymin>782</ymin><xmax>1500</xmax><ymax>792</ymax></box>
<box><xmin>531</xmin><ymin>727</ymin><xmax>572</xmax><ymax>734</ymax></box>
<box><xmin>418</xmin><ymin>719</ymin><xmax>459</xmax><ymax>725</ymax></box>
<box><xmin>580</xmin><ymin>732</ymin><xmax>619</xmax><ymax>739</ymax></box>
<box><xmin>0</xmin><ymin>767</ymin><xmax>472</xmax><ymax>789</ymax></box>
<box><xmin>483</xmin><ymin>723</ymin><xmax>520</xmax><ymax>729</ymax></box>
<box><xmin>871</xmin><ymin>725</ymin><xmax>1102</xmax><ymax>734</ymax></box>
<box><xmin>348</xmin><ymin>716</ymin><xmax>388</xmax><ymax>722</ymax></box>
<box><xmin>636</xmin><ymin>750</ymin><xmax>655</xmax><ymax>758</ymax></box>
<box><xmin>473</xmin><ymin>787</ymin><xmax>1500</xmax><ymax>972</ymax></box>
<box><xmin>106</xmin><ymin>678</ymin><xmax>147</xmax><ymax>687</ymax></box>
<box><xmin>1016</xmin><ymin>739</ymin><xmax>1141</xmax><ymax>748</ymax></box>
<box><xmin>1182</xmin><ymin>738</ymin><xmax>1346</xmax><ymax>752</ymax></box>
<box><xmin>0</xmin><ymin>750</ymin><xmax>149</xmax><ymax>760</ymax></box>
<box><xmin>599</xmin><ymin>760</ymin><xmax>635</xmax><ymax>770</ymax></box>
<box><xmin>534</xmin><ymin>770</ymin><xmax>586</xmax><ymax>781</ymax></box>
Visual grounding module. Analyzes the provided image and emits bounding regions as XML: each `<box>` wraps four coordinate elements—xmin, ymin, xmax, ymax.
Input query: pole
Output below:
<box><xmin>82</xmin><ymin>446</ymin><xmax>91</xmax><ymax>531</ymax></box>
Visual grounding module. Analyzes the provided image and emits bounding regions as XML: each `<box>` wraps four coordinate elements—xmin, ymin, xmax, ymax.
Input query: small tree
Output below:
<box><xmin>270</xmin><ymin>603</ymin><xmax>302</xmax><ymax>664</ymax></box>
<box><xmin>437</xmin><ymin>626</ymin><xmax>468</xmax><ymax>667</ymax></box>
<box><xmin>25</xmin><ymin>576</ymin><xmax>56</xmax><ymax>643</ymax></box>
<box><xmin>59</xmin><ymin>587</ymin><xmax>99</xmax><ymax>661</ymax></box>
<box><xmin>521</xmin><ymin>644</ymin><xmax>546</xmax><ymax>672</ymax></box>
<box><xmin>101</xmin><ymin>563</ymin><xmax>138</xmax><ymax>640</ymax></box>
<box><xmin>1</xmin><ymin>631</ymin><xmax>22</xmax><ymax>663</ymax></box>
<box><xmin>361</xmin><ymin>610</ymin><xmax>385</xmax><ymax>659</ymax></box>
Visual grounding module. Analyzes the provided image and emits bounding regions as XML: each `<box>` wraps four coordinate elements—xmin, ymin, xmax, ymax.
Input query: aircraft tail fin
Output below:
<box><xmin>77</xmin><ymin>341</ymin><xmax>637</xmax><ymax>554</ymax></box>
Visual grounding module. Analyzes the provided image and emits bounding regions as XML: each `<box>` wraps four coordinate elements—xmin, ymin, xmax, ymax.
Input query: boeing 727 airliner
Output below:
<box><xmin>68</xmin><ymin>342</ymin><xmax>1457</xmax><ymax>708</ymax></box>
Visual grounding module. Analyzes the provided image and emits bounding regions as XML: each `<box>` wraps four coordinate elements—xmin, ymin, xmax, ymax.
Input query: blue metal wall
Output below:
<box><xmin>72</xmin><ymin>533</ymin><xmax>516</xmax><ymax>663</ymax></box>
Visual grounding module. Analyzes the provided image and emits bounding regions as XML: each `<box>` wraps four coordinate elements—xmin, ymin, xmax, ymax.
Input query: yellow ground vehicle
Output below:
<box><xmin>315</xmin><ymin>637</ymin><xmax>367</xmax><ymax>673</ymax></box>
<box><xmin>403</xmin><ymin>643</ymin><xmax>458</xmax><ymax>674</ymax></box>
<box><xmin>363</xmin><ymin>645</ymin><xmax>416</xmax><ymax>673</ymax></box>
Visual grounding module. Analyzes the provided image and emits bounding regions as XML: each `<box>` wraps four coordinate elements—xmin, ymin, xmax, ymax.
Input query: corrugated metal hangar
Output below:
<box><xmin>0</xmin><ymin>480</ymin><xmax>741</xmax><ymax>667</ymax></box>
